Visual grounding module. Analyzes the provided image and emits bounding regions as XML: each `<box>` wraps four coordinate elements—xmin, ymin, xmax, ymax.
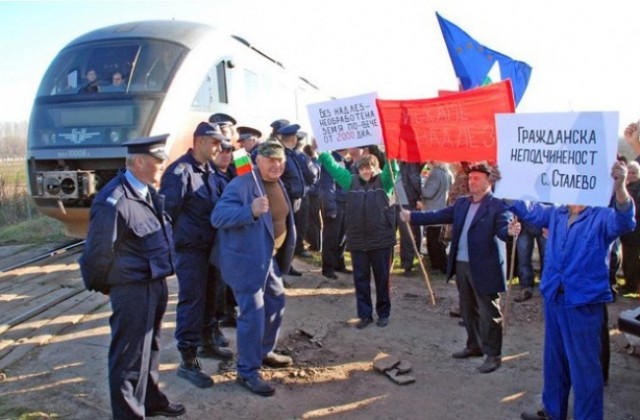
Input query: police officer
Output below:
<box><xmin>80</xmin><ymin>135</ymin><xmax>185</xmax><ymax>419</ymax></box>
<box><xmin>278</xmin><ymin>123</ymin><xmax>319</xmax><ymax>275</ymax></box>
<box><xmin>160</xmin><ymin>122</ymin><xmax>233</xmax><ymax>389</ymax></box>
<box><xmin>209</xmin><ymin>140</ymin><xmax>239</xmax><ymax>331</ymax></box>
<box><xmin>209</xmin><ymin>112</ymin><xmax>237</xmax><ymax>142</ymax></box>
<box><xmin>237</xmin><ymin>126</ymin><xmax>262</xmax><ymax>162</ymax></box>
<box><xmin>266</xmin><ymin>119</ymin><xmax>289</xmax><ymax>142</ymax></box>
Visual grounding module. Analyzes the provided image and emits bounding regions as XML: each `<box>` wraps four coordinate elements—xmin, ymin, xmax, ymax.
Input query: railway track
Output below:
<box><xmin>0</xmin><ymin>241</ymin><xmax>109</xmax><ymax>372</ymax></box>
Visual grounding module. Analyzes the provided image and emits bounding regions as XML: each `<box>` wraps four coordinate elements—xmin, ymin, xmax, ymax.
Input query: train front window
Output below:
<box><xmin>37</xmin><ymin>40</ymin><xmax>186</xmax><ymax>95</ymax></box>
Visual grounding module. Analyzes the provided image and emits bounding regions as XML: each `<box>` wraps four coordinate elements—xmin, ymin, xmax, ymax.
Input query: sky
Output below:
<box><xmin>1</xmin><ymin>0</ymin><xmax>640</xmax><ymax>135</ymax></box>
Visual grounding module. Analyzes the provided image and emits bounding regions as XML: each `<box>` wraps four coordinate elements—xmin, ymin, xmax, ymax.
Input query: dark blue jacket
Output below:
<box><xmin>281</xmin><ymin>148</ymin><xmax>318</xmax><ymax>199</ymax></box>
<box><xmin>80</xmin><ymin>172</ymin><xmax>175</xmax><ymax>293</ymax></box>
<box><xmin>210</xmin><ymin>168</ymin><xmax>296</xmax><ymax>293</ymax></box>
<box><xmin>159</xmin><ymin>151</ymin><xmax>219</xmax><ymax>250</ymax></box>
<box><xmin>411</xmin><ymin>192</ymin><xmax>510</xmax><ymax>294</ymax></box>
<box><xmin>319</xmin><ymin>151</ymin><xmax>349</xmax><ymax>217</ymax></box>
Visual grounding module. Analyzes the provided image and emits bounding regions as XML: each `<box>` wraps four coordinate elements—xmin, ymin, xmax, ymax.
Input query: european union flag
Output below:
<box><xmin>436</xmin><ymin>12</ymin><xmax>532</xmax><ymax>106</ymax></box>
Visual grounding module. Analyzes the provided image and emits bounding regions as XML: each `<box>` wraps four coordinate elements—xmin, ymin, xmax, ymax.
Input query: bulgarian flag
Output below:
<box><xmin>232</xmin><ymin>149</ymin><xmax>253</xmax><ymax>176</ymax></box>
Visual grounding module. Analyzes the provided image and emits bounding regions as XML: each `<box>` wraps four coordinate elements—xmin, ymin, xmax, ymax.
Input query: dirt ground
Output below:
<box><xmin>1</xmin><ymin>255</ymin><xmax>639</xmax><ymax>420</ymax></box>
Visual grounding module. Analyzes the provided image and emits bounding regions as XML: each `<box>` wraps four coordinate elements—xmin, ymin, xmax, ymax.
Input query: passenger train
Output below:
<box><xmin>27</xmin><ymin>20</ymin><xmax>329</xmax><ymax>238</ymax></box>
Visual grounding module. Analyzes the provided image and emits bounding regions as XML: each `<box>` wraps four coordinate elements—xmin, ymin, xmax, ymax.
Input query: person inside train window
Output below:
<box><xmin>81</xmin><ymin>68</ymin><xmax>100</xmax><ymax>93</ymax></box>
<box><xmin>102</xmin><ymin>70</ymin><xmax>126</xmax><ymax>92</ymax></box>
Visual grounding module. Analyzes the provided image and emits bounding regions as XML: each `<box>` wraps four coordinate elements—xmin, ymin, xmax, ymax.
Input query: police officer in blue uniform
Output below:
<box><xmin>80</xmin><ymin>135</ymin><xmax>185</xmax><ymax>419</ymax></box>
<box><xmin>159</xmin><ymin>122</ymin><xmax>233</xmax><ymax>389</ymax></box>
<box><xmin>237</xmin><ymin>126</ymin><xmax>262</xmax><ymax>163</ymax></box>
<box><xmin>209</xmin><ymin>112</ymin><xmax>237</xmax><ymax>142</ymax></box>
<box><xmin>278</xmin><ymin>123</ymin><xmax>319</xmax><ymax>275</ymax></box>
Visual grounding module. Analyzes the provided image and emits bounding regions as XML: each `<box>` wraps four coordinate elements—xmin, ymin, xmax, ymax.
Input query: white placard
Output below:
<box><xmin>306</xmin><ymin>92</ymin><xmax>383</xmax><ymax>152</ymax></box>
<box><xmin>494</xmin><ymin>111</ymin><xmax>619</xmax><ymax>207</ymax></box>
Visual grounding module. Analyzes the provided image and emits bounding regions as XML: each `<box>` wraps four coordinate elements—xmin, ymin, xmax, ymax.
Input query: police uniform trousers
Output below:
<box><xmin>455</xmin><ymin>261</ymin><xmax>502</xmax><ymax>357</ymax></box>
<box><xmin>174</xmin><ymin>248</ymin><xmax>218</xmax><ymax>350</ymax></box>
<box><xmin>321</xmin><ymin>201</ymin><xmax>347</xmax><ymax>274</ymax></box>
<box><xmin>542</xmin><ymin>292</ymin><xmax>604</xmax><ymax>420</ymax></box>
<box><xmin>233</xmin><ymin>258</ymin><xmax>285</xmax><ymax>380</ymax></box>
<box><xmin>351</xmin><ymin>247</ymin><xmax>392</xmax><ymax>320</ymax></box>
<box><xmin>294</xmin><ymin>195</ymin><xmax>310</xmax><ymax>254</ymax></box>
<box><xmin>306</xmin><ymin>193</ymin><xmax>322</xmax><ymax>251</ymax></box>
<box><xmin>108</xmin><ymin>279</ymin><xmax>169</xmax><ymax>420</ymax></box>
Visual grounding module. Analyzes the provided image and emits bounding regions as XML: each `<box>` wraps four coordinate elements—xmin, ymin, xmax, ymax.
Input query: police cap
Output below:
<box><xmin>194</xmin><ymin>122</ymin><xmax>227</xmax><ymax>141</ymax></box>
<box><xmin>220</xmin><ymin>140</ymin><xmax>234</xmax><ymax>151</ymax></box>
<box><xmin>277</xmin><ymin>123</ymin><xmax>300</xmax><ymax>136</ymax></box>
<box><xmin>208</xmin><ymin>113</ymin><xmax>237</xmax><ymax>127</ymax></box>
<box><xmin>270</xmin><ymin>119</ymin><xmax>290</xmax><ymax>131</ymax></box>
<box><xmin>257</xmin><ymin>140</ymin><xmax>285</xmax><ymax>159</ymax></box>
<box><xmin>124</xmin><ymin>134</ymin><xmax>169</xmax><ymax>160</ymax></box>
<box><xmin>296</xmin><ymin>130</ymin><xmax>308</xmax><ymax>141</ymax></box>
<box><xmin>236</xmin><ymin>126</ymin><xmax>262</xmax><ymax>139</ymax></box>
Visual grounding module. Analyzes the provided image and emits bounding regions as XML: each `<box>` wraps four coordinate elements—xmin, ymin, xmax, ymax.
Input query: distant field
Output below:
<box><xmin>0</xmin><ymin>159</ymin><xmax>27</xmax><ymax>184</ymax></box>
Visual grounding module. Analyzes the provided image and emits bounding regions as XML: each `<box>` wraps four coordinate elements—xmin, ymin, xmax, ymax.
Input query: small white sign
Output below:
<box><xmin>306</xmin><ymin>92</ymin><xmax>383</xmax><ymax>152</ymax></box>
<box><xmin>494</xmin><ymin>111</ymin><xmax>619</xmax><ymax>207</ymax></box>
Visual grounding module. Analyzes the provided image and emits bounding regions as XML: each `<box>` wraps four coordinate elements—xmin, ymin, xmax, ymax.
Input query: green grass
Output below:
<box><xmin>0</xmin><ymin>216</ymin><xmax>69</xmax><ymax>246</ymax></box>
<box><xmin>0</xmin><ymin>160</ymin><xmax>27</xmax><ymax>184</ymax></box>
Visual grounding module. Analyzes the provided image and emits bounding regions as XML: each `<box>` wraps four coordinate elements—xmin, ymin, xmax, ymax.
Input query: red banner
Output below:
<box><xmin>376</xmin><ymin>80</ymin><xmax>515</xmax><ymax>163</ymax></box>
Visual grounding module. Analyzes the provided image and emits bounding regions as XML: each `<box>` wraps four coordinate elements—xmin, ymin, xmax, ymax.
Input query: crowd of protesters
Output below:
<box><xmin>80</xmin><ymin>114</ymin><xmax>640</xmax><ymax>419</ymax></box>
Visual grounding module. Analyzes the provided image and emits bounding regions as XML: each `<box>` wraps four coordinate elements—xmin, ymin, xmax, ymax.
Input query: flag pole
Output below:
<box><xmin>251</xmin><ymin>168</ymin><xmax>264</xmax><ymax>197</ymax></box>
<box><xmin>503</xmin><ymin>216</ymin><xmax>518</xmax><ymax>335</ymax></box>
<box><xmin>391</xmin><ymin>167</ymin><xmax>437</xmax><ymax>306</ymax></box>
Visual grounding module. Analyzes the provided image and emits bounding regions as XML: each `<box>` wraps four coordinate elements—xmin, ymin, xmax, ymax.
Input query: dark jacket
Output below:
<box><xmin>159</xmin><ymin>150</ymin><xmax>219</xmax><ymax>250</ymax></box>
<box><xmin>411</xmin><ymin>192</ymin><xmax>510</xmax><ymax>294</ymax></box>
<box><xmin>319</xmin><ymin>151</ymin><xmax>349</xmax><ymax>217</ymax></box>
<box><xmin>318</xmin><ymin>151</ymin><xmax>398</xmax><ymax>251</ymax></box>
<box><xmin>80</xmin><ymin>172</ymin><xmax>175</xmax><ymax>293</ymax></box>
<box><xmin>281</xmin><ymin>147</ymin><xmax>318</xmax><ymax>199</ymax></box>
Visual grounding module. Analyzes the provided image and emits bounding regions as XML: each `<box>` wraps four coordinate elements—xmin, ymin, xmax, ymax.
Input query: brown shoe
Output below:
<box><xmin>262</xmin><ymin>351</ymin><xmax>293</xmax><ymax>368</ymax></box>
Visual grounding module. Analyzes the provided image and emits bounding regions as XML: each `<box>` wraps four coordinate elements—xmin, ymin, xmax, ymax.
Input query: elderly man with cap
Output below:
<box><xmin>209</xmin><ymin>112</ymin><xmax>237</xmax><ymax>141</ymax></box>
<box><xmin>400</xmin><ymin>163</ymin><xmax>513</xmax><ymax>374</ymax></box>
<box><xmin>237</xmin><ymin>125</ymin><xmax>262</xmax><ymax>162</ymax></box>
<box><xmin>159</xmin><ymin>122</ymin><xmax>233</xmax><ymax>390</ymax></box>
<box><xmin>80</xmin><ymin>135</ymin><xmax>185</xmax><ymax>418</ymax></box>
<box><xmin>278</xmin><ymin>123</ymin><xmax>319</xmax><ymax>272</ymax></box>
<box><xmin>211</xmin><ymin>140</ymin><xmax>296</xmax><ymax>396</ymax></box>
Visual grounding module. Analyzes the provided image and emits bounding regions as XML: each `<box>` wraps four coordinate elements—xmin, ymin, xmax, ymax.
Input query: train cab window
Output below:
<box><xmin>37</xmin><ymin>41</ymin><xmax>186</xmax><ymax>96</ymax></box>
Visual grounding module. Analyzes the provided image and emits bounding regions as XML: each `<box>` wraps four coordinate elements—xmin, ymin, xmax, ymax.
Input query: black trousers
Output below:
<box><xmin>455</xmin><ymin>261</ymin><xmax>502</xmax><ymax>356</ymax></box>
<box><xmin>109</xmin><ymin>280</ymin><xmax>170</xmax><ymax>420</ymax></box>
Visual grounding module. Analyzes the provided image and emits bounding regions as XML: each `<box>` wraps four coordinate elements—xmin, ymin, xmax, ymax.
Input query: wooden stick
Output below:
<box><xmin>391</xmin><ymin>166</ymin><xmax>436</xmax><ymax>305</ymax></box>
<box><xmin>503</xmin><ymin>216</ymin><xmax>518</xmax><ymax>335</ymax></box>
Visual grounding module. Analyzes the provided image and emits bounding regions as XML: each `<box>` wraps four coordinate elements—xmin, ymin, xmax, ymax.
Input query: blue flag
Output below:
<box><xmin>436</xmin><ymin>12</ymin><xmax>532</xmax><ymax>106</ymax></box>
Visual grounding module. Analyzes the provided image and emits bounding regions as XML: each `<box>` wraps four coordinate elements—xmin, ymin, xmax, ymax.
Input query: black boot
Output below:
<box><xmin>213</xmin><ymin>321</ymin><xmax>230</xmax><ymax>348</ymax></box>
<box><xmin>177</xmin><ymin>347</ymin><xmax>213</xmax><ymax>388</ymax></box>
<box><xmin>198</xmin><ymin>330</ymin><xmax>233</xmax><ymax>360</ymax></box>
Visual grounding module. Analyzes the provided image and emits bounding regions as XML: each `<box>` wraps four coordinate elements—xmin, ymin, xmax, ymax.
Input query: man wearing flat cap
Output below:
<box><xmin>211</xmin><ymin>140</ymin><xmax>296</xmax><ymax>397</ymax></box>
<box><xmin>209</xmin><ymin>112</ymin><xmax>237</xmax><ymax>141</ymax></box>
<box><xmin>159</xmin><ymin>122</ymin><xmax>233</xmax><ymax>390</ymax></box>
<box><xmin>400</xmin><ymin>162</ymin><xmax>513</xmax><ymax>374</ymax></box>
<box><xmin>80</xmin><ymin>135</ymin><xmax>186</xmax><ymax>418</ymax></box>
